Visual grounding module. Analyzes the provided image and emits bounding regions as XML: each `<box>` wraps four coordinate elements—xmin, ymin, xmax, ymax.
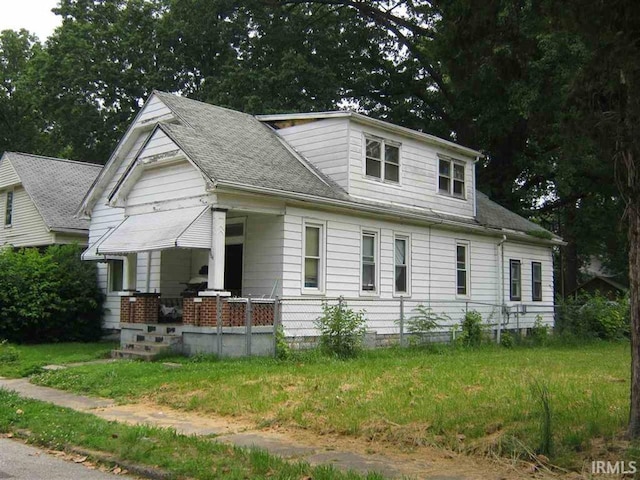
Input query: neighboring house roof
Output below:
<box><xmin>2</xmin><ymin>152</ymin><xmax>102</xmax><ymax>233</ymax></box>
<box><xmin>569</xmin><ymin>275</ymin><xmax>628</xmax><ymax>299</ymax></box>
<box><xmin>475</xmin><ymin>191</ymin><xmax>548</xmax><ymax>235</ymax></box>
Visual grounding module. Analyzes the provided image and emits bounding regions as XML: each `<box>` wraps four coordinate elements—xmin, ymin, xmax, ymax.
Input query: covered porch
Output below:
<box><xmin>84</xmin><ymin>203</ymin><xmax>285</xmax><ymax>354</ymax></box>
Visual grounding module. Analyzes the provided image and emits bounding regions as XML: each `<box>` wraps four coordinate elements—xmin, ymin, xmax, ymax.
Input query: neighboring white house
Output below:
<box><xmin>0</xmin><ymin>152</ymin><xmax>101</xmax><ymax>248</ymax></box>
<box><xmin>79</xmin><ymin>91</ymin><xmax>563</xmax><ymax>345</ymax></box>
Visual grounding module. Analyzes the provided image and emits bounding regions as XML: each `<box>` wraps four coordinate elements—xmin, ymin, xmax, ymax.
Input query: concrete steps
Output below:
<box><xmin>112</xmin><ymin>324</ymin><xmax>182</xmax><ymax>361</ymax></box>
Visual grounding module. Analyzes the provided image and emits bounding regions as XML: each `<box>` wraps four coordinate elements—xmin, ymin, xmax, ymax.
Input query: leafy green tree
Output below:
<box><xmin>552</xmin><ymin>0</ymin><xmax>640</xmax><ymax>438</ymax></box>
<box><xmin>0</xmin><ymin>29</ymin><xmax>48</xmax><ymax>155</ymax></box>
<box><xmin>31</xmin><ymin>0</ymin><xmax>177</xmax><ymax>163</ymax></box>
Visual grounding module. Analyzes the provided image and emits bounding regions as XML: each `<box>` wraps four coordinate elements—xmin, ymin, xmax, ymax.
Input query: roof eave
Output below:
<box><xmin>215</xmin><ymin>181</ymin><xmax>561</xmax><ymax>244</ymax></box>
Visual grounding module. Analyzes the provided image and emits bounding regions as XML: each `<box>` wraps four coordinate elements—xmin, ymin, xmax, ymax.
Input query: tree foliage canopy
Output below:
<box><xmin>0</xmin><ymin>0</ymin><xmax>630</xmax><ymax>285</ymax></box>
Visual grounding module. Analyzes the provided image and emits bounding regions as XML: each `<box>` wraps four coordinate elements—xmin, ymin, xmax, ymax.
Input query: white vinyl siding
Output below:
<box><xmin>0</xmin><ymin>187</ymin><xmax>53</xmax><ymax>247</ymax></box>
<box><xmin>280</xmin><ymin>206</ymin><xmax>556</xmax><ymax>334</ymax></box>
<box><xmin>0</xmin><ymin>158</ymin><xmax>20</xmax><ymax>187</ymax></box>
<box><xmin>243</xmin><ymin>214</ymin><xmax>284</xmax><ymax>298</ymax></box>
<box><xmin>275</xmin><ymin>118</ymin><xmax>350</xmax><ymax>191</ymax></box>
<box><xmin>137</xmin><ymin>94</ymin><xmax>172</xmax><ymax>124</ymax></box>
<box><xmin>85</xmin><ymin>96</ymin><xmax>173</xmax><ymax>329</ymax></box>
<box><xmin>348</xmin><ymin>122</ymin><xmax>475</xmax><ymax>218</ymax></box>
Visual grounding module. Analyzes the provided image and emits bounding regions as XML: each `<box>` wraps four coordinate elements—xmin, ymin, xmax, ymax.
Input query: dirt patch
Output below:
<box><xmin>95</xmin><ymin>401</ymin><xmax>592</xmax><ymax>479</ymax></box>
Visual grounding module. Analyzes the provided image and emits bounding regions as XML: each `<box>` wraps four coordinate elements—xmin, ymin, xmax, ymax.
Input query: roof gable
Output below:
<box><xmin>78</xmin><ymin>93</ymin><xmax>175</xmax><ymax>216</ymax></box>
<box><xmin>153</xmin><ymin>91</ymin><xmax>347</xmax><ymax>200</ymax></box>
<box><xmin>2</xmin><ymin>152</ymin><xmax>101</xmax><ymax>232</ymax></box>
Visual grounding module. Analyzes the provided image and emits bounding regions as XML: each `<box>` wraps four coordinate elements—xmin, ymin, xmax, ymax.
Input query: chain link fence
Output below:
<box><xmin>279</xmin><ymin>296</ymin><xmax>557</xmax><ymax>348</ymax></box>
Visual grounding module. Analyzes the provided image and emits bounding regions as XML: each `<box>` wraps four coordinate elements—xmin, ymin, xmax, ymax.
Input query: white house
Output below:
<box><xmin>0</xmin><ymin>152</ymin><xmax>101</xmax><ymax>248</ymax></box>
<box><xmin>78</xmin><ymin>92</ymin><xmax>562</xmax><ymax>354</ymax></box>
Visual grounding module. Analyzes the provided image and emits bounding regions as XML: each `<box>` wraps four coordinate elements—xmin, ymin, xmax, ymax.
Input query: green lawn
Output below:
<box><xmin>23</xmin><ymin>342</ymin><xmax>632</xmax><ymax>469</ymax></box>
<box><xmin>0</xmin><ymin>389</ymin><xmax>380</xmax><ymax>480</ymax></box>
<box><xmin>0</xmin><ymin>342</ymin><xmax>116</xmax><ymax>378</ymax></box>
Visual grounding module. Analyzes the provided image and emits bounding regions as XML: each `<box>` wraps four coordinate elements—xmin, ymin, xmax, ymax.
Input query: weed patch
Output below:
<box><xmin>31</xmin><ymin>342</ymin><xmax>630</xmax><ymax>470</ymax></box>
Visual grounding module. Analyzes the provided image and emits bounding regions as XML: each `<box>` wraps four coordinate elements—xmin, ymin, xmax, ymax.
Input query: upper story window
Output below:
<box><xmin>365</xmin><ymin>137</ymin><xmax>400</xmax><ymax>183</ymax></box>
<box><xmin>4</xmin><ymin>190</ymin><xmax>13</xmax><ymax>227</ymax></box>
<box><xmin>438</xmin><ymin>157</ymin><xmax>465</xmax><ymax>198</ymax></box>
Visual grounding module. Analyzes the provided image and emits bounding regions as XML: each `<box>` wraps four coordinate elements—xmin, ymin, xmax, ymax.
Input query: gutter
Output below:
<box><xmin>213</xmin><ymin>180</ymin><xmax>563</xmax><ymax>246</ymax></box>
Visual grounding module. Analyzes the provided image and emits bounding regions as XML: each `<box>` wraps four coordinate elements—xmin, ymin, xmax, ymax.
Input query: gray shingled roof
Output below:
<box><xmin>4</xmin><ymin>152</ymin><xmax>101</xmax><ymax>232</ymax></box>
<box><xmin>152</xmin><ymin>92</ymin><xmax>557</xmax><ymax>241</ymax></box>
<box><xmin>475</xmin><ymin>191</ymin><xmax>550</xmax><ymax>235</ymax></box>
<box><xmin>153</xmin><ymin>91</ymin><xmax>348</xmax><ymax>201</ymax></box>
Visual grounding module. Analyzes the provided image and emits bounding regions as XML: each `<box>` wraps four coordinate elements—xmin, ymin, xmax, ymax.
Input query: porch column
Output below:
<box><xmin>122</xmin><ymin>253</ymin><xmax>137</xmax><ymax>291</ymax></box>
<box><xmin>208</xmin><ymin>208</ymin><xmax>227</xmax><ymax>291</ymax></box>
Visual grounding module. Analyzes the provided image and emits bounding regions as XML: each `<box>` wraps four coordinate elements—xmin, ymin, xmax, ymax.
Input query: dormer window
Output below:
<box><xmin>365</xmin><ymin>137</ymin><xmax>400</xmax><ymax>183</ymax></box>
<box><xmin>438</xmin><ymin>157</ymin><xmax>465</xmax><ymax>198</ymax></box>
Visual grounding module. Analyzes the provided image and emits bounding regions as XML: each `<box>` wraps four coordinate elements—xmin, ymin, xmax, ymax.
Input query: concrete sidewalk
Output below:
<box><xmin>0</xmin><ymin>377</ymin><xmax>481</xmax><ymax>479</ymax></box>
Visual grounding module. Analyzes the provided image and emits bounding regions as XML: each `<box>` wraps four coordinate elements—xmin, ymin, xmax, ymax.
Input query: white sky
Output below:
<box><xmin>0</xmin><ymin>0</ymin><xmax>62</xmax><ymax>41</ymax></box>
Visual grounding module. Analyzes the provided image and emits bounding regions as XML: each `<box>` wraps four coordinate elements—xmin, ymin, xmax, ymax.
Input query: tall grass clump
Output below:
<box><xmin>315</xmin><ymin>299</ymin><xmax>366</xmax><ymax>359</ymax></box>
<box><xmin>530</xmin><ymin>380</ymin><xmax>553</xmax><ymax>456</ymax></box>
<box><xmin>457</xmin><ymin>310</ymin><xmax>486</xmax><ymax>347</ymax></box>
<box><xmin>404</xmin><ymin>305</ymin><xmax>450</xmax><ymax>345</ymax></box>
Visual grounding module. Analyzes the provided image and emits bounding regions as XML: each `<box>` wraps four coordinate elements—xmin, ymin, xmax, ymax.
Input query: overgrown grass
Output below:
<box><xmin>29</xmin><ymin>342</ymin><xmax>632</xmax><ymax>469</ymax></box>
<box><xmin>0</xmin><ymin>342</ymin><xmax>116</xmax><ymax>378</ymax></box>
<box><xmin>0</xmin><ymin>389</ymin><xmax>381</xmax><ymax>480</ymax></box>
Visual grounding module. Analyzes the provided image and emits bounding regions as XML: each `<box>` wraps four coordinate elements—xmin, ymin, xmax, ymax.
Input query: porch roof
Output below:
<box><xmin>94</xmin><ymin>206</ymin><xmax>211</xmax><ymax>255</ymax></box>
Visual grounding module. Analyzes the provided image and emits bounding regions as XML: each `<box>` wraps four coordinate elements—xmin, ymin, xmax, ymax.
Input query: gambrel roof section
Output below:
<box><xmin>476</xmin><ymin>191</ymin><xmax>551</xmax><ymax>237</ymax></box>
<box><xmin>80</xmin><ymin>91</ymin><xmax>561</xmax><ymax>245</ymax></box>
<box><xmin>2</xmin><ymin>152</ymin><xmax>101</xmax><ymax>233</ymax></box>
<box><xmin>153</xmin><ymin>91</ymin><xmax>348</xmax><ymax>201</ymax></box>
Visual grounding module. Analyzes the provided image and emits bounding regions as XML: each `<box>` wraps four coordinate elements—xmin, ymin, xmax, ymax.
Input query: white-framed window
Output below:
<box><xmin>532</xmin><ymin>262</ymin><xmax>542</xmax><ymax>301</ymax></box>
<box><xmin>510</xmin><ymin>259</ymin><xmax>521</xmax><ymax>301</ymax></box>
<box><xmin>438</xmin><ymin>157</ymin><xmax>465</xmax><ymax>198</ymax></box>
<box><xmin>361</xmin><ymin>231</ymin><xmax>378</xmax><ymax>293</ymax></box>
<box><xmin>365</xmin><ymin>136</ymin><xmax>400</xmax><ymax>183</ymax></box>
<box><xmin>394</xmin><ymin>235</ymin><xmax>410</xmax><ymax>295</ymax></box>
<box><xmin>108</xmin><ymin>259</ymin><xmax>124</xmax><ymax>293</ymax></box>
<box><xmin>302</xmin><ymin>221</ymin><xmax>324</xmax><ymax>292</ymax></box>
<box><xmin>456</xmin><ymin>241</ymin><xmax>469</xmax><ymax>297</ymax></box>
<box><xmin>4</xmin><ymin>190</ymin><xmax>13</xmax><ymax>227</ymax></box>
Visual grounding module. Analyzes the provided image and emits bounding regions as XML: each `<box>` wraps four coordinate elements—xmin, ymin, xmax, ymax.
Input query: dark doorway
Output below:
<box><xmin>224</xmin><ymin>244</ymin><xmax>243</xmax><ymax>297</ymax></box>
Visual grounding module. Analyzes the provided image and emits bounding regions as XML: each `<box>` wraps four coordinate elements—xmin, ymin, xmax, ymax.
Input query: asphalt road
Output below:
<box><xmin>0</xmin><ymin>438</ymin><xmax>136</xmax><ymax>480</ymax></box>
